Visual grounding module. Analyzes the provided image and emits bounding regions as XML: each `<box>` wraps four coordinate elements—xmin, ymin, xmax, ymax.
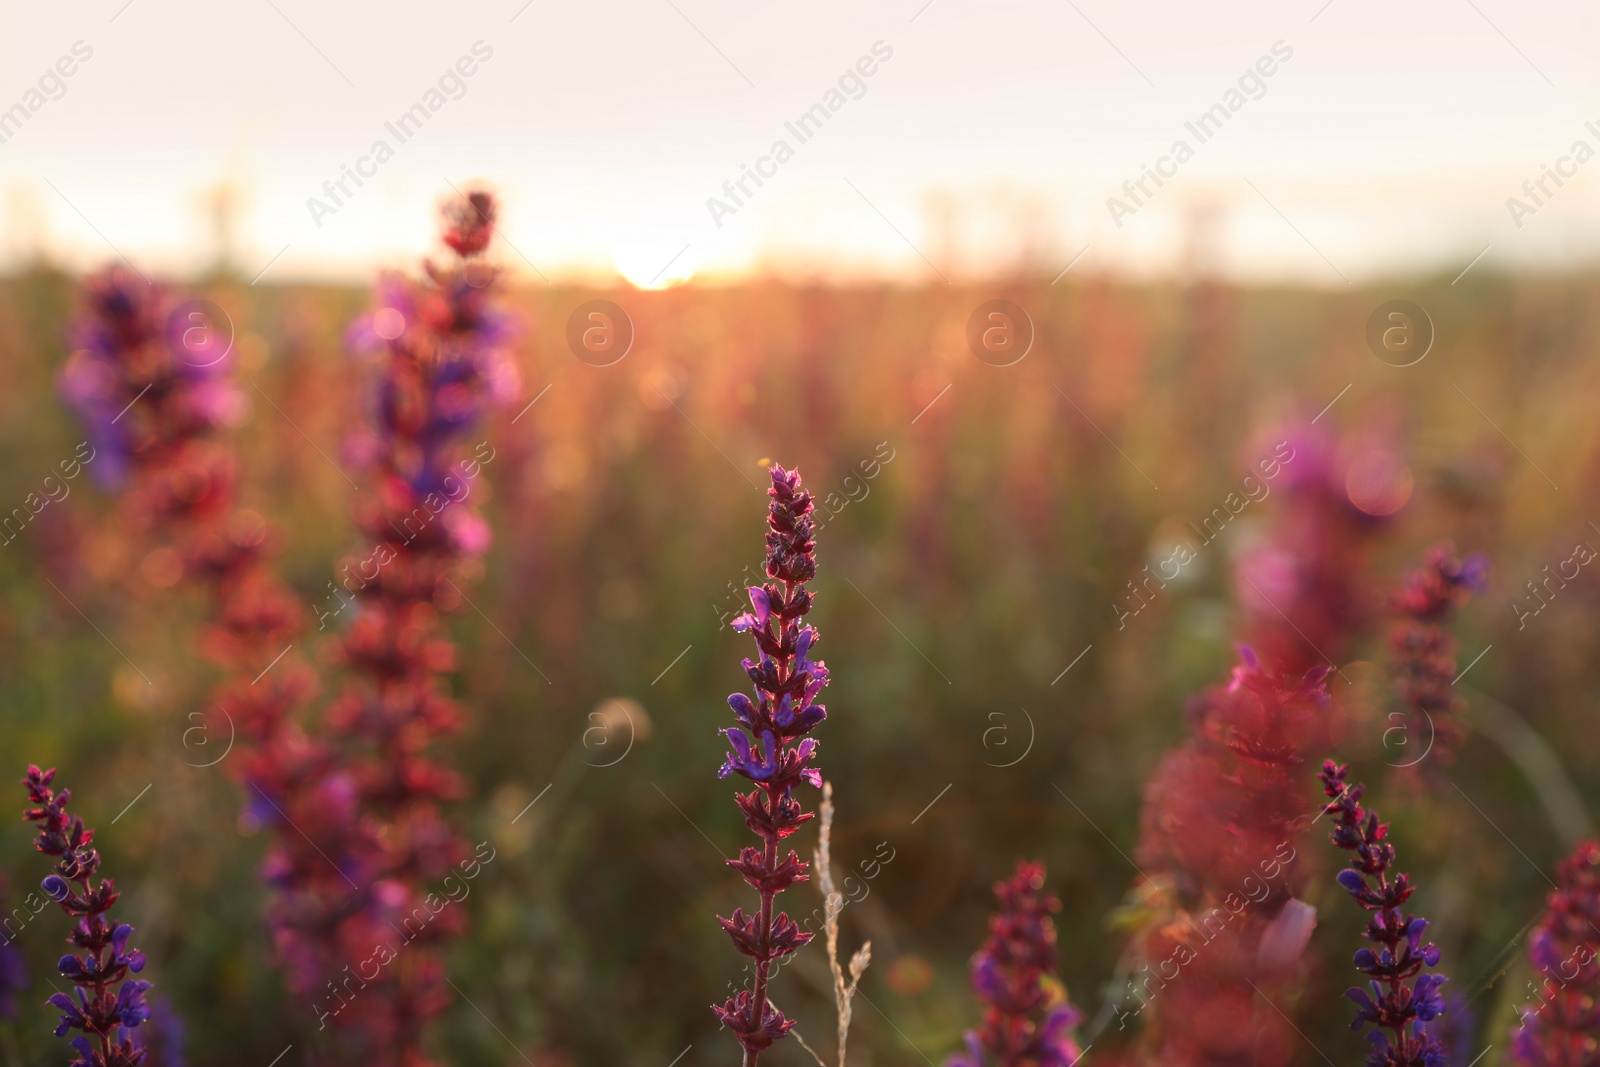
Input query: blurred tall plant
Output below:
<box><xmin>1121</xmin><ymin>425</ymin><xmax>1388</xmax><ymax>1066</ymax></box>
<box><xmin>56</xmin><ymin>261</ymin><xmax>346</xmax><ymax>1051</ymax></box>
<box><xmin>1510</xmin><ymin>841</ymin><xmax>1600</xmax><ymax>1067</ymax></box>
<box><xmin>321</xmin><ymin>189</ymin><xmax>521</xmax><ymax>1063</ymax></box>
<box><xmin>948</xmin><ymin>861</ymin><xmax>1085</xmax><ymax>1067</ymax></box>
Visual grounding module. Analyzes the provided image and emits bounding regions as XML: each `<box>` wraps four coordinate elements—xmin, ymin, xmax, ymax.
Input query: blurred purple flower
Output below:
<box><xmin>1234</xmin><ymin>423</ymin><xmax>1391</xmax><ymax>678</ymax></box>
<box><xmin>58</xmin><ymin>266</ymin><xmax>238</xmax><ymax>494</ymax></box>
<box><xmin>1510</xmin><ymin>841</ymin><xmax>1600</xmax><ymax>1067</ymax></box>
<box><xmin>0</xmin><ymin>935</ymin><xmax>24</xmax><ymax>1022</ymax></box>
<box><xmin>345</xmin><ymin>199</ymin><xmax>520</xmax><ymax>502</ymax></box>
<box><xmin>948</xmin><ymin>862</ymin><xmax>1085</xmax><ymax>1067</ymax></box>
<box><xmin>309</xmin><ymin>187</ymin><xmax>516</xmax><ymax>1064</ymax></box>
<box><xmin>129</xmin><ymin>998</ymin><xmax>187</xmax><ymax>1067</ymax></box>
<box><xmin>1388</xmin><ymin>542</ymin><xmax>1487</xmax><ymax>765</ymax></box>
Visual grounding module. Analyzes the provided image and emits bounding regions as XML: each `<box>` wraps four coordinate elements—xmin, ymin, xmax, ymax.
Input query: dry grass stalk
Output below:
<box><xmin>815</xmin><ymin>781</ymin><xmax>871</xmax><ymax>1067</ymax></box>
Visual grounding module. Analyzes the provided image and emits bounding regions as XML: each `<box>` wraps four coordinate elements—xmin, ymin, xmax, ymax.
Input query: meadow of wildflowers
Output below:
<box><xmin>2</xmin><ymin>210</ymin><xmax>1600</xmax><ymax>1067</ymax></box>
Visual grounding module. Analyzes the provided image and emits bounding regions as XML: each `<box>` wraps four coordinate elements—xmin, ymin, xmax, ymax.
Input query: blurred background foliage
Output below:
<box><xmin>0</xmin><ymin>262</ymin><xmax>1597</xmax><ymax>1065</ymax></box>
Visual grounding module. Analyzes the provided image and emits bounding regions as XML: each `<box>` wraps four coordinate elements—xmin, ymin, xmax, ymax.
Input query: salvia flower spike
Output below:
<box><xmin>1387</xmin><ymin>542</ymin><xmax>1487</xmax><ymax>765</ymax></box>
<box><xmin>1320</xmin><ymin>761</ymin><xmax>1450</xmax><ymax>1067</ymax></box>
<box><xmin>309</xmin><ymin>187</ymin><xmax>519</xmax><ymax>1062</ymax></box>
<box><xmin>57</xmin><ymin>261</ymin><xmax>339</xmax><ymax>1047</ymax></box>
<box><xmin>713</xmin><ymin>464</ymin><xmax>829</xmax><ymax>1065</ymax></box>
<box><xmin>1126</xmin><ymin>424</ymin><xmax>1387</xmax><ymax>1066</ymax></box>
<box><xmin>23</xmin><ymin>766</ymin><xmax>152</xmax><ymax>1067</ymax></box>
<box><xmin>948</xmin><ymin>861</ymin><xmax>1085</xmax><ymax>1067</ymax></box>
<box><xmin>59</xmin><ymin>264</ymin><xmax>239</xmax><ymax>497</ymax></box>
<box><xmin>1510</xmin><ymin>841</ymin><xmax>1600</xmax><ymax>1066</ymax></box>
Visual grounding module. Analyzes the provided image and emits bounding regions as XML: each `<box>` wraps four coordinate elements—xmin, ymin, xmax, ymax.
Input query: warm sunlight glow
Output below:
<box><xmin>612</xmin><ymin>243</ymin><xmax>696</xmax><ymax>290</ymax></box>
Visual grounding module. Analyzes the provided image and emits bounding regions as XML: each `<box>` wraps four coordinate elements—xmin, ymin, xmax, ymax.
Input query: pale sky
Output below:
<box><xmin>3</xmin><ymin>0</ymin><xmax>1598</xmax><ymax>285</ymax></box>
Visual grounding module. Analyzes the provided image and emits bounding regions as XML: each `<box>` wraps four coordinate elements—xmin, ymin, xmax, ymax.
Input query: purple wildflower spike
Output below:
<box><xmin>1510</xmin><ymin>841</ymin><xmax>1600</xmax><ymax>1067</ymax></box>
<box><xmin>58</xmin><ymin>265</ymin><xmax>240</xmax><ymax>496</ymax></box>
<box><xmin>948</xmin><ymin>861</ymin><xmax>1085</xmax><ymax>1067</ymax></box>
<box><xmin>712</xmin><ymin>464</ymin><xmax>829</xmax><ymax>1065</ymax></box>
<box><xmin>23</xmin><ymin>766</ymin><xmax>155</xmax><ymax>1067</ymax></box>
<box><xmin>1320</xmin><ymin>761</ymin><xmax>1451</xmax><ymax>1067</ymax></box>
<box><xmin>1387</xmin><ymin>543</ymin><xmax>1487</xmax><ymax>764</ymax></box>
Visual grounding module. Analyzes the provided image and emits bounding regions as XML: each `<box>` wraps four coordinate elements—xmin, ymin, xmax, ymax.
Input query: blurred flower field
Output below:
<box><xmin>1</xmin><ymin>234</ymin><xmax>1599</xmax><ymax>1066</ymax></box>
